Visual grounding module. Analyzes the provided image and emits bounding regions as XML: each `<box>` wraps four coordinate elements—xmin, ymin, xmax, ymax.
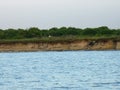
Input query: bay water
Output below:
<box><xmin>0</xmin><ymin>51</ymin><xmax>120</xmax><ymax>90</ymax></box>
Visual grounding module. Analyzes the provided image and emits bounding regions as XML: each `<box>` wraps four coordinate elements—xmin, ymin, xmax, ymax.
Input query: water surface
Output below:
<box><xmin>0</xmin><ymin>51</ymin><xmax>120</xmax><ymax>90</ymax></box>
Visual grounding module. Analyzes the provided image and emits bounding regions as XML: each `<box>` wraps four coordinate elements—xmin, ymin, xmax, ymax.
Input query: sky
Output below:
<box><xmin>0</xmin><ymin>0</ymin><xmax>120</xmax><ymax>29</ymax></box>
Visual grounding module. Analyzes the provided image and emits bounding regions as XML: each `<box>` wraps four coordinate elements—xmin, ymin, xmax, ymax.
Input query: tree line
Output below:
<box><xmin>0</xmin><ymin>26</ymin><xmax>120</xmax><ymax>39</ymax></box>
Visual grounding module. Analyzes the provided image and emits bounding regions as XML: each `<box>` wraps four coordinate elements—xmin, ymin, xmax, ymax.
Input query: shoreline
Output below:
<box><xmin>0</xmin><ymin>50</ymin><xmax>119</xmax><ymax>53</ymax></box>
<box><xmin>0</xmin><ymin>39</ymin><xmax>120</xmax><ymax>52</ymax></box>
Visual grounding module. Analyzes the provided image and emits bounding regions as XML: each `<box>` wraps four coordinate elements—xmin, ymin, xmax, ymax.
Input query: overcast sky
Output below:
<box><xmin>0</xmin><ymin>0</ymin><xmax>120</xmax><ymax>29</ymax></box>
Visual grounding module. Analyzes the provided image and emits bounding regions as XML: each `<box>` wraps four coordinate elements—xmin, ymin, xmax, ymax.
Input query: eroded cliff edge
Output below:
<box><xmin>0</xmin><ymin>39</ymin><xmax>120</xmax><ymax>52</ymax></box>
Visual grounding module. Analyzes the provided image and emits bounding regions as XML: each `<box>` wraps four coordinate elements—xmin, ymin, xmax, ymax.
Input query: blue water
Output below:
<box><xmin>0</xmin><ymin>51</ymin><xmax>120</xmax><ymax>90</ymax></box>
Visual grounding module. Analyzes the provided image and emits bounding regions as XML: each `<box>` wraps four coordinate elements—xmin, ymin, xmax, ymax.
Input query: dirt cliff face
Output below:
<box><xmin>116</xmin><ymin>42</ymin><xmax>120</xmax><ymax>49</ymax></box>
<box><xmin>86</xmin><ymin>40</ymin><xmax>116</xmax><ymax>50</ymax></box>
<box><xmin>0</xmin><ymin>40</ymin><xmax>119</xmax><ymax>51</ymax></box>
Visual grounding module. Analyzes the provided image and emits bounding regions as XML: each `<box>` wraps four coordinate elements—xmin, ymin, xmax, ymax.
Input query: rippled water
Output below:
<box><xmin>0</xmin><ymin>51</ymin><xmax>120</xmax><ymax>90</ymax></box>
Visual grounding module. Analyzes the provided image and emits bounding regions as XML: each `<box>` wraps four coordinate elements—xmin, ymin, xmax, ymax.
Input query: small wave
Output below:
<box><xmin>92</xmin><ymin>82</ymin><xmax>120</xmax><ymax>87</ymax></box>
<box><xmin>52</xmin><ymin>86</ymin><xmax>87</xmax><ymax>90</ymax></box>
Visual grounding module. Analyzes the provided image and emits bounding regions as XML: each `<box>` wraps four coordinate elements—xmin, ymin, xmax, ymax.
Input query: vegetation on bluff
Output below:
<box><xmin>0</xmin><ymin>26</ymin><xmax>120</xmax><ymax>42</ymax></box>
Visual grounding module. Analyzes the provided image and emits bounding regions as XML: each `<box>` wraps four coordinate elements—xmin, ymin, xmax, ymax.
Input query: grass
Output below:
<box><xmin>0</xmin><ymin>35</ymin><xmax>120</xmax><ymax>44</ymax></box>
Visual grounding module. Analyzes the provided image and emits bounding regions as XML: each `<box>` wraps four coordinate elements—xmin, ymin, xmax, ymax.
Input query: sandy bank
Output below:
<box><xmin>0</xmin><ymin>39</ymin><xmax>120</xmax><ymax>52</ymax></box>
